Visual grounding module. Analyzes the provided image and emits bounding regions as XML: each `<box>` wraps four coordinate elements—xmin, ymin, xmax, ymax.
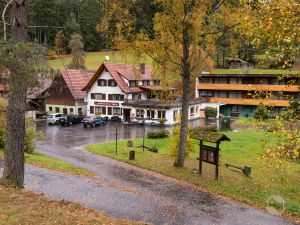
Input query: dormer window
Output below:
<box><xmin>129</xmin><ymin>81</ymin><xmax>137</xmax><ymax>87</ymax></box>
<box><xmin>142</xmin><ymin>80</ymin><xmax>150</xmax><ymax>86</ymax></box>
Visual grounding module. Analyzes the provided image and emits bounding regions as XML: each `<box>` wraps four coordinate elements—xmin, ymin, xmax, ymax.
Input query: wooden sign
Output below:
<box><xmin>199</xmin><ymin>141</ymin><xmax>220</xmax><ymax>180</ymax></box>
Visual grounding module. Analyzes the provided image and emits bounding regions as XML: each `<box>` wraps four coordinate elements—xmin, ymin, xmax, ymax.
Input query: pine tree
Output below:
<box><xmin>68</xmin><ymin>34</ymin><xmax>86</xmax><ymax>69</ymax></box>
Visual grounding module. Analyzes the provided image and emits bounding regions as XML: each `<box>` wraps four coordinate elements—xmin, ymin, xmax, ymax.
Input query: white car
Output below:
<box><xmin>47</xmin><ymin>113</ymin><xmax>64</xmax><ymax>125</ymax></box>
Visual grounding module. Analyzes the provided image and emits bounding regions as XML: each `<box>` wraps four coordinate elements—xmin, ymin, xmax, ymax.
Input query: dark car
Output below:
<box><xmin>60</xmin><ymin>115</ymin><xmax>82</xmax><ymax>126</ymax></box>
<box><xmin>82</xmin><ymin>116</ymin><xmax>106</xmax><ymax>127</ymax></box>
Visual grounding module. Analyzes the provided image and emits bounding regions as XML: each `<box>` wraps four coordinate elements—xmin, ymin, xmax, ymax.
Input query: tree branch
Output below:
<box><xmin>2</xmin><ymin>0</ymin><xmax>14</xmax><ymax>41</ymax></box>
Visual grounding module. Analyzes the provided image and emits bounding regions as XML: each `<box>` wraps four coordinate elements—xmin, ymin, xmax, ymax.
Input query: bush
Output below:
<box><xmin>168</xmin><ymin>125</ymin><xmax>195</xmax><ymax>158</ymax></box>
<box><xmin>0</xmin><ymin>101</ymin><xmax>44</xmax><ymax>153</ymax></box>
<box><xmin>159</xmin><ymin>118</ymin><xmax>167</xmax><ymax>125</ymax></box>
<box><xmin>204</xmin><ymin>107</ymin><xmax>218</xmax><ymax>118</ymax></box>
<box><xmin>254</xmin><ymin>103</ymin><xmax>269</xmax><ymax>121</ymax></box>
<box><xmin>147</xmin><ymin>130</ymin><xmax>169</xmax><ymax>139</ymax></box>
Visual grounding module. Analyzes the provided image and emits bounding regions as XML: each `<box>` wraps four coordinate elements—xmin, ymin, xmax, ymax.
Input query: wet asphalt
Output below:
<box><xmin>1</xmin><ymin>121</ymin><xmax>296</xmax><ymax>225</ymax></box>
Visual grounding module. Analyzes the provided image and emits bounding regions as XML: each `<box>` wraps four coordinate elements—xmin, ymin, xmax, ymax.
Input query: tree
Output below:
<box><xmin>55</xmin><ymin>30</ymin><xmax>65</xmax><ymax>56</ymax></box>
<box><xmin>68</xmin><ymin>33</ymin><xmax>86</xmax><ymax>69</ymax></box>
<box><xmin>1</xmin><ymin>0</ymin><xmax>47</xmax><ymax>187</ymax></box>
<box><xmin>2</xmin><ymin>0</ymin><xmax>28</xmax><ymax>187</ymax></box>
<box><xmin>98</xmin><ymin>0</ymin><xmax>242</xmax><ymax>167</ymax></box>
<box><xmin>244</xmin><ymin>0</ymin><xmax>300</xmax><ymax>171</ymax></box>
<box><xmin>63</xmin><ymin>12</ymin><xmax>81</xmax><ymax>50</ymax></box>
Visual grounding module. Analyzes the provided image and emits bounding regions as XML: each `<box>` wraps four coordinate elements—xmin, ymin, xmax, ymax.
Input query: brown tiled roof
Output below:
<box><xmin>61</xmin><ymin>70</ymin><xmax>95</xmax><ymax>99</ymax></box>
<box><xmin>82</xmin><ymin>63</ymin><xmax>155</xmax><ymax>94</ymax></box>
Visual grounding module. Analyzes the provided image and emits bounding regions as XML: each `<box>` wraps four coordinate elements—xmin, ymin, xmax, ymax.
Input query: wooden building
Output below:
<box><xmin>46</xmin><ymin>70</ymin><xmax>94</xmax><ymax>115</ymax></box>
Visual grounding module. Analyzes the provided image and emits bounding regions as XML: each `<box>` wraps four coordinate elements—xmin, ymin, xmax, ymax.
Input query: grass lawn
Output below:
<box><xmin>48</xmin><ymin>51</ymin><xmax>300</xmax><ymax>75</ymax></box>
<box><xmin>0</xmin><ymin>150</ymin><xmax>94</xmax><ymax>176</ymax></box>
<box><xmin>48</xmin><ymin>51</ymin><xmax>153</xmax><ymax>70</ymax></box>
<box><xmin>0</xmin><ymin>179</ymin><xmax>141</xmax><ymax>225</ymax></box>
<box><xmin>86</xmin><ymin>129</ymin><xmax>300</xmax><ymax>220</ymax></box>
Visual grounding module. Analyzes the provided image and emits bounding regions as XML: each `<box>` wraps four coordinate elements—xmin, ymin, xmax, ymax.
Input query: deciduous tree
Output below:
<box><xmin>98</xmin><ymin>0</ymin><xmax>242</xmax><ymax>167</ymax></box>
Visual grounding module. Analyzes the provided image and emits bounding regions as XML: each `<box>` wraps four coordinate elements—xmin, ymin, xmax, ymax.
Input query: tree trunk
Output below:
<box><xmin>174</xmin><ymin>22</ymin><xmax>191</xmax><ymax>168</ymax></box>
<box><xmin>3</xmin><ymin>0</ymin><xmax>28</xmax><ymax>188</ymax></box>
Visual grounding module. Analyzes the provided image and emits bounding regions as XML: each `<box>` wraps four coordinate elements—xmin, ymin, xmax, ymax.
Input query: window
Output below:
<box><xmin>199</xmin><ymin>91</ymin><xmax>213</xmax><ymax>97</ymax></box>
<box><xmin>98</xmin><ymin>79</ymin><xmax>107</xmax><ymax>86</ymax></box>
<box><xmin>147</xmin><ymin>110</ymin><xmax>155</xmax><ymax>119</ymax></box>
<box><xmin>90</xmin><ymin>106</ymin><xmax>94</xmax><ymax>114</ymax></box>
<box><xmin>173</xmin><ymin>110</ymin><xmax>178</xmax><ymax>122</ymax></box>
<box><xmin>108</xmin><ymin>94</ymin><xmax>124</xmax><ymax>101</ymax></box>
<box><xmin>91</xmin><ymin>93</ymin><xmax>106</xmax><ymax>100</ymax></box>
<box><xmin>229</xmin><ymin>78</ymin><xmax>238</xmax><ymax>84</ymax></box>
<box><xmin>129</xmin><ymin>81</ymin><xmax>137</xmax><ymax>87</ymax></box>
<box><xmin>157</xmin><ymin>111</ymin><xmax>166</xmax><ymax>119</ymax></box>
<box><xmin>95</xmin><ymin>106</ymin><xmax>106</xmax><ymax>115</ymax></box>
<box><xmin>78</xmin><ymin>108</ymin><xmax>82</xmax><ymax>114</ymax></box>
<box><xmin>153</xmin><ymin>80</ymin><xmax>160</xmax><ymax>85</ymax></box>
<box><xmin>231</xmin><ymin>105</ymin><xmax>243</xmax><ymax>113</ymax></box>
<box><xmin>142</xmin><ymin>80</ymin><xmax>150</xmax><ymax>86</ymax></box>
<box><xmin>113</xmin><ymin>107</ymin><xmax>121</xmax><ymax>115</ymax></box>
<box><xmin>70</xmin><ymin>108</ymin><xmax>74</xmax><ymax>113</ymax></box>
<box><xmin>55</xmin><ymin>107</ymin><xmax>60</xmax><ymax>113</ymax></box>
<box><xmin>229</xmin><ymin>91</ymin><xmax>242</xmax><ymax>99</ymax></box>
<box><xmin>136</xmin><ymin>109</ymin><xmax>145</xmax><ymax>118</ymax></box>
<box><xmin>108</xmin><ymin>79</ymin><xmax>117</xmax><ymax>87</ymax></box>
<box><xmin>190</xmin><ymin>107</ymin><xmax>195</xmax><ymax>115</ymax></box>
<box><xmin>49</xmin><ymin>106</ymin><xmax>53</xmax><ymax>112</ymax></box>
<box><xmin>108</xmin><ymin>107</ymin><xmax>112</xmax><ymax>115</ymax></box>
<box><xmin>63</xmin><ymin>108</ymin><xmax>68</xmax><ymax>114</ymax></box>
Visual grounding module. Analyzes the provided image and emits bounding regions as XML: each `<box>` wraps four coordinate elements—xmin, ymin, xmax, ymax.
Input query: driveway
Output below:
<box><xmin>12</xmin><ymin>122</ymin><xmax>297</xmax><ymax>224</ymax></box>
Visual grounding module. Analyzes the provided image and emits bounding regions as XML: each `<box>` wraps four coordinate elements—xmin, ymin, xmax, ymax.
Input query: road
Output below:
<box><xmin>2</xmin><ymin>121</ymin><xmax>296</xmax><ymax>225</ymax></box>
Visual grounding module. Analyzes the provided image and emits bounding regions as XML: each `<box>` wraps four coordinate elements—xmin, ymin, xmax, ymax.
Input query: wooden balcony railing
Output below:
<box><xmin>209</xmin><ymin>98</ymin><xmax>290</xmax><ymax>107</ymax></box>
<box><xmin>197</xmin><ymin>84</ymin><xmax>299</xmax><ymax>92</ymax></box>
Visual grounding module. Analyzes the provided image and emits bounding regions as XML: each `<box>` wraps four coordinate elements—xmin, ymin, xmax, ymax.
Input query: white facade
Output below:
<box><xmin>86</xmin><ymin>67</ymin><xmax>203</xmax><ymax>125</ymax></box>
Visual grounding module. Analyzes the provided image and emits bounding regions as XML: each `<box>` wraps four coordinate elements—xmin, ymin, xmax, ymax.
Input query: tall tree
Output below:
<box><xmin>68</xmin><ymin>33</ymin><xmax>86</xmax><ymax>69</ymax></box>
<box><xmin>3</xmin><ymin>0</ymin><xmax>28</xmax><ymax>187</ymax></box>
<box><xmin>98</xmin><ymin>0</ymin><xmax>242</xmax><ymax>167</ymax></box>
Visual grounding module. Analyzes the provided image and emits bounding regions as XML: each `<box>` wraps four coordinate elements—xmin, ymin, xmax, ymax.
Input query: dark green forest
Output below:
<box><xmin>0</xmin><ymin>0</ymin><xmax>295</xmax><ymax>68</ymax></box>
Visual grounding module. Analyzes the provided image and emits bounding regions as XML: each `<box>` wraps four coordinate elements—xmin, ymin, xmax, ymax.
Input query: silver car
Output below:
<box><xmin>47</xmin><ymin>113</ymin><xmax>64</xmax><ymax>125</ymax></box>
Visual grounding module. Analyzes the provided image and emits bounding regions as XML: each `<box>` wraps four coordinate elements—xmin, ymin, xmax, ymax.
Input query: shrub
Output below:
<box><xmin>0</xmin><ymin>101</ymin><xmax>44</xmax><ymax>153</ymax></box>
<box><xmin>254</xmin><ymin>103</ymin><xmax>269</xmax><ymax>121</ymax></box>
<box><xmin>147</xmin><ymin>130</ymin><xmax>169</xmax><ymax>139</ymax></box>
<box><xmin>204</xmin><ymin>107</ymin><xmax>218</xmax><ymax>118</ymax></box>
<box><xmin>168</xmin><ymin>125</ymin><xmax>195</xmax><ymax>158</ymax></box>
<box><xmin>159</xmin><ymin>118</ymin><xmax>167</xmax><ymax>125</ymax></box>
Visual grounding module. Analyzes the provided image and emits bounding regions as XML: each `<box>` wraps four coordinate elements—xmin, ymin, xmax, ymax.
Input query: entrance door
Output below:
<box><xmin>123</xmin><ymin>109</ymin><xmax>131</xmax><ymax>122</ymax></box>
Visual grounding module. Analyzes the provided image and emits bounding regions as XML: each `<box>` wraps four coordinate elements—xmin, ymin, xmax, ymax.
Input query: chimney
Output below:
<box><xmin>140</xmin><ymin>63</ymin><xmax>146</xmax><ymax>74</ymax></box>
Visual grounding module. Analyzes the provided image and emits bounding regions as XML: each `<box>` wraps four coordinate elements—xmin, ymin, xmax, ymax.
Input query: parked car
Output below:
<box><xmin>60</xmin><ymin>115</ymin><xmax>82</xmax><ymax>126</ymax></box>
<box><xmin>47</xmin><ymin>114</ymin><xmax>64</xmax><ymax>125</ymax></box>
<box><xmin>82</xmin><ymin>116</ymin><xmax>106</xmax><ymax>127</ymax></box>
<box><xmin>101</xmin><ymin>116</ymin><xmax>109</xmax><ymax>122</ymax></box>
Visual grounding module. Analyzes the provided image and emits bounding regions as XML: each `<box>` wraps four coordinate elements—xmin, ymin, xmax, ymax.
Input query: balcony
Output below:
<box><xmin>197</xmin><ymin>84</ymin><xmax>299</xmax><ymax>92</ymax></box>
<box><xmin>209</xmin><ymin>98</ymin><xmax>290</xmax><ymax>107</ymax></box>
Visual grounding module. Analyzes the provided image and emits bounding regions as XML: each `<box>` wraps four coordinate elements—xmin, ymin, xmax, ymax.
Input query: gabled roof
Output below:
<box><xmin>61</xmin><ymin>70</ymin><xmax>95</xmax><ymax>99</ymax></box>
<box><xmin>82</xmin><ymin>63</ymin><xmax>155</xmax><ymax>94</ymax></box>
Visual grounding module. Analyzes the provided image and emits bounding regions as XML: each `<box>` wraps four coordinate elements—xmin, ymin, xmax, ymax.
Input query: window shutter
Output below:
<box><xmin>108</xmin><ymin>80</ymin><xmax>112</xmax><ymax>86</ymax></box>
<box><xmin>91</xmin><ymin>93</ymin><xmax>95</xmax><ymax>99</ymax></box>
<box><xmin>120</xmin><ymin>95</ymin><xmax>124</xmax><ymax>101</ymax></box>
<box><xmin>108</xmin><ymin>94</ymin><xmax>112</xmax><ymax>100</ymax></box>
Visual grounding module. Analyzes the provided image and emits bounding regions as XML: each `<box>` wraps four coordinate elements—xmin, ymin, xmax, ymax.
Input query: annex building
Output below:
<box><xmin>196</xmin><ymin>72</ymin><xmax>299</xmax><ymax>118</ymax></box>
